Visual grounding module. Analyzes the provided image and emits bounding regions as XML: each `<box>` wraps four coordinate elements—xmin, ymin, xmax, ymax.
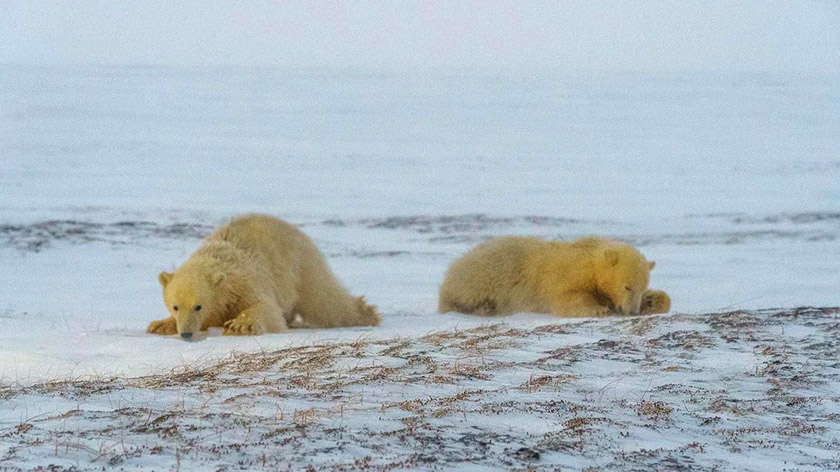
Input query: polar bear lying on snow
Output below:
<box><xmin>147</xmin><ymin>214</ymin><xmax>380</xmax><ymax>338</ymax></box>
<box><xmin>439</xmin><ymin>236</ymin><xmax>669</xmax><ymax>317</ymax></box>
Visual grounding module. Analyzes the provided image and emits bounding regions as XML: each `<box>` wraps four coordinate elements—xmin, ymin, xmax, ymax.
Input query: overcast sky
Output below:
<box><xmin>1</xmin><ymin>1</ymin><xmax>837</xmax><ymax>72</ymax></box>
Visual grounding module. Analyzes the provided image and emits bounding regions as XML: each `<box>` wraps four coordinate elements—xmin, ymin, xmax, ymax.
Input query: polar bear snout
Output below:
<box><xmin>615</xmin><ymin>297</ymin><xmax>642</xmax><ymax>316</ymax></box>
<box><xmin>173</xmin><ymin>312</ymin><xmax>204</xmax><ymax>339</ymax></box>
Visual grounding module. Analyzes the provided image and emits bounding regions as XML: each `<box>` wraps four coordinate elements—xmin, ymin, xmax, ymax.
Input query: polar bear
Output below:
<box><xmin>147</xmin><ymin>214</ymin><xmax>380</xmax><ymax>338</ymax></box>
<box><xmin>439</xmin><ymin>236</ymin><xmax>655</xmax><ymax>317</ymax></box>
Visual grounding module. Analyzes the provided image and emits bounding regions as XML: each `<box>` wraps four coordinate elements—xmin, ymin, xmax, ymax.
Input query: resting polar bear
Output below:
<box><xmin>147</xmin><ymin>214</ymin><xmax>380</xmax><ymax>338</ymax></box>
<box><xmin>439</xmin><ymin>236</ymin><xmax>656</xmax><ymax>317</ymax></box>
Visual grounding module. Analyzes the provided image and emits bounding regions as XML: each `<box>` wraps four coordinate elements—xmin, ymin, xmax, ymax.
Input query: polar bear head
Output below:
<box><xmin>158</xmin><ymin>267</ymin><xmax>225</xmax><ymax>339</ymax></box>
<box><xmin>593</xmin><ymin>243</ymin><xmax>654</xmax><ymax>315</ymax></box>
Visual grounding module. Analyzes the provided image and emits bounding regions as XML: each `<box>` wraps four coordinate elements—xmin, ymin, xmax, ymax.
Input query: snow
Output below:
<box><xmin>1</xmin><ymin>65</ymin><xmax>839</xmax><ymax>470</ymax></box>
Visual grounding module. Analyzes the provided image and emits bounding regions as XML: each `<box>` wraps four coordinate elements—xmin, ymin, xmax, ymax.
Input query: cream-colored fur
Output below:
<box><xmin>640</xmin><ymin>289</ymin><xmax>671</xmax><ymax>315</ymax></box>
<box><xmin>438</xmin><ymin>236</ymin><xmax>655</xmax><ymax>317</ymax></box>
<box><xmin>147</xmin><ymin>214</ymin><xmax>380</xmax><ymax>337</ymax></box>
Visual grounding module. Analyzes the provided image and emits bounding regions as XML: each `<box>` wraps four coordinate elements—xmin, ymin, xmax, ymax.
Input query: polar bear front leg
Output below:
<box><xmin>223</xmin><ymin>300</ymin><xmax>289</xmax><ymax>336</ymax></box>
<box><xmin>147</xmin><ymin>317</ymin><xmax>177</xmax><ymax>335</ymax></box>
<box><xmin>550</xmin><ymin>292</ymin><xmax>612</xmax><ymax>318</ymax></box>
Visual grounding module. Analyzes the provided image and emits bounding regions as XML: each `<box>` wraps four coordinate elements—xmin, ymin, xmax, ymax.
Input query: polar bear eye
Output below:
<box><xmin>173</xmin><ymin>305</ymin><xmax>179</xmax><ymax>311</ymax></box>
<box><xmin>194</xmin><ymin>305</ymin><xmax>202</xmax><ymax>312</ymax></box>
<box><xmin>625</xmin><ymin>286</ymin><xmax>632</xmax><ymax>292</ymax></box>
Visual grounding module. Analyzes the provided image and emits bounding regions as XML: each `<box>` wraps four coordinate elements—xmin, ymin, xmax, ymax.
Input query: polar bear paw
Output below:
<box><xmin>147</xmin><ymin>317</ymin><xmax>177</xmax><ymax>335</ymax></box>
<box><xmin>223</xmin><ymin>313</ymin><xmax>265</xmax><ymax>336</ymax></box>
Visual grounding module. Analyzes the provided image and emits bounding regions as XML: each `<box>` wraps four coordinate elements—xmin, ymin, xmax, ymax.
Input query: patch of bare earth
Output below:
<box><xmin>0</xmin><ymin>220</ymin><xmax>213</xmax><ymax>252</ymax></box>
<box><xmin>3</xmin><ymin>212</ymin><xmax>838</xmax><ymax>254</ymax></box>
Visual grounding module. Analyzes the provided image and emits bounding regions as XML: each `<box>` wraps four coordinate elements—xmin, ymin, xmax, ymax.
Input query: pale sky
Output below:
<box><xmin>1</xmin><ymin>1</ymin><xmax>838</xmax><ymax>72</ymax></box>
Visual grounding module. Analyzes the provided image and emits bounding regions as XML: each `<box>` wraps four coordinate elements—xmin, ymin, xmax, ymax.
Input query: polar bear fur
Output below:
<box><xmin>147</xmin><ymin>214</ymin><xmax>380</xmax><ymax>337</ymax></box>
<box><xmin>438</xmin><ymin>236</ymin><xmax>655</xmax><ymax>317</ymax></box>
<box><xmin>640</xmin><ymin>289</ymin><xmax>671</xmax><ymax>315</ymax></box>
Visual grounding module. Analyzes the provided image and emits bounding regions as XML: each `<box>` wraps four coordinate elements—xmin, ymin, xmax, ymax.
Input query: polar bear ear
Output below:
<box><xmin>648</xmin><ymin>261</ymin><xmax>656</xmax><ymax>270</ymax></box>
<box><xmin>602</xmin><ymin>248</ymin><xmax>620</xmax><ymax>267</ymax></box>
<box><xmin>158</xmin><ymin>271</ymin><xmax>173</xmax><ymax>288</ymax></box>
<box><xmin>211</xmin><ymin>272</ymin><xmax>226</xmax><ymax>286</ymax></box>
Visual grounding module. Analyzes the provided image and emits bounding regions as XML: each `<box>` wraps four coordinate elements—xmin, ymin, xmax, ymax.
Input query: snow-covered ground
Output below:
<box><xmin>1</xmin><ymin>66</ymin><xmax>838</xmax><ymax>469</ymax></box>
<box><xmin>2</xmin><ymin>307</ymin><xmax>839</xmax><ymax>471</ymax></box>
